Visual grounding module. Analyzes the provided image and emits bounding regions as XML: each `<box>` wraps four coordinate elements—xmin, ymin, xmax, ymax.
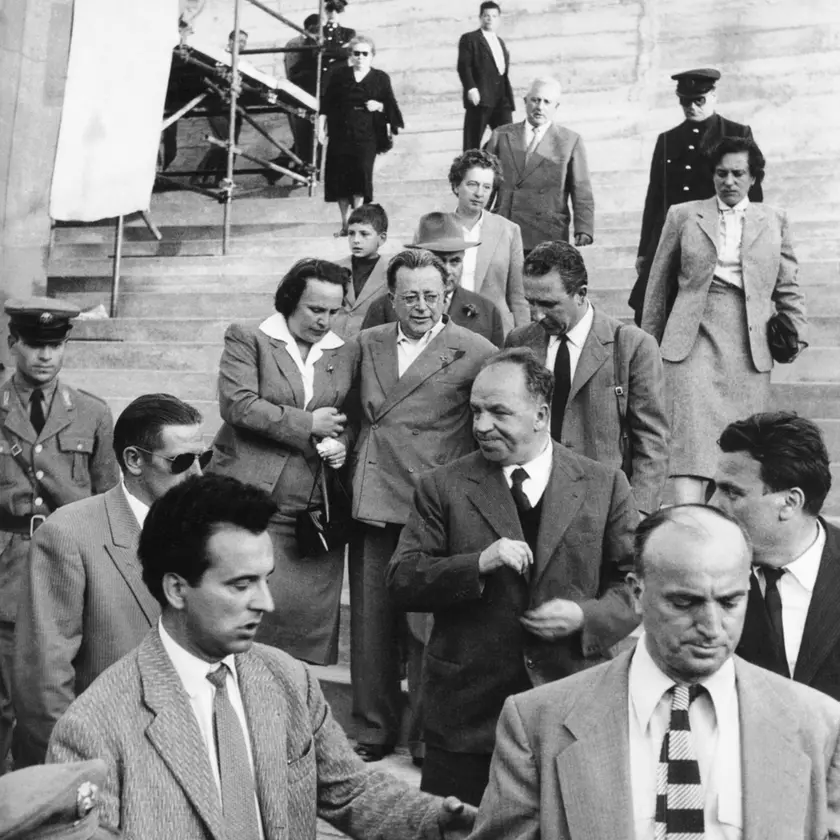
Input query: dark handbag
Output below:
<box><xmin>373</xmin><ymin>113</ymin><xmax>393</xmax><ymax>154</ymax></box>
<box><xmin>612</xmin><ymin>325</ymin><xmax>633</xmax><ymax>480</ymax></box>
<box><xmin>295</xmin><ymin>464</ymin><xmax>353</xmax><ymax>556</ymax></box>
<box><xmin>767</xmin><ymin>311</ymin><xmax>807</xmax><ymax>364</ymax></box>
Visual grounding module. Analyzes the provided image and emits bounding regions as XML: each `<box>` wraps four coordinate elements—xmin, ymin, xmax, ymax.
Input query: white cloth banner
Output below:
<box><xmin>50</xmin><ymin>0</ymin><xmax>178</xmax><ymax>221</ymax></box>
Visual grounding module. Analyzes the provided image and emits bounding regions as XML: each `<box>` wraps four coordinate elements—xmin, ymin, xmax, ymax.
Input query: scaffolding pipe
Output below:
<box><xmin>222</xmin><ymin>0</ymin><xmax>242</xmax><ymax>255</ymax></box>
<box><xmin>310</xmin><ymin>0</ymin><xmax>325</xmax><ymax>197</ymax></box>
<box><xmin>110</xmin><ymin>216</ymin><xmax>124</xmax><ymax>318</ymax></box>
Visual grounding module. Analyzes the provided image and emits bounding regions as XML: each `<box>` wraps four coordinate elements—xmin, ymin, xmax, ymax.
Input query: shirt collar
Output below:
<box><xmin>716</xmin><ymin>195</ymin><xmax>750</xmax><ymax>214</ymax></box>
<box><xmin>258</xmin><ymin>312</ymin><xmax>344</xmax><ymax>351</ymax></box>
<box><xmin>158</xmin><ymin>618</ymin><xmax>238</xmax><ymax>699</ymax></box>
<box><xmin>121</xmin><ymin>481</ymin><xmax>151</xmax><ymax>528</ymax></box>
<box><xmin>501</xmin><ymin>436</ymin><xmax>553</xmax><ymax>483</ymax></box>
<box><xmin>396</xmin><ymin>316</ymin><xmax>446</xmax><ymax>347</ymax></box>
<box><xmin>524</xmin><ymin>120</ymin><xmax>550</xmax><ymax>142</ymax></box>
<box><xmin>563</xmin><ymin>299</ymin><xmax>593</xmax><ymax>349</ymax></box>
<box><xmin>13</xmin><ymin>372</ymin><xmax>59</xmax><ymax>407</ymax></box>
<box><xmin>779</xmin><ymin>519</ymin><xmax>826</xmax><ymax>593</ymax></box>
<box><xmin>629</xmin><ymin>632</ymin><xmax>736</xmax><ymax>733</ymax></box>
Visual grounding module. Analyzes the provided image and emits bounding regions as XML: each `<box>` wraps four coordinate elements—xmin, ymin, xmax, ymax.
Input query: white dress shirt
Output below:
<box><xmin>714</xmin><ymin>196</ymin><xmax>749</xmax><ymax>288</ymax></box>
<box><xmin>629</xmin><ymin>635</ymin><xmax>742</xmax><ymax>840</ymax></box>
<box><xmin>480</xmin><ymin>29</ymin><xmax>506</xmax><ymax>75</ymax></box>
<box><xmin>158</xmin><ymin>620</ymin><xmax>264</xmax><ymax>836</ymax></box>
<box><xmin>501</xmin><ymin>437</ymin><xmax>553</xmax><ymax>507</ymax></box>
<box><xmin>458</xmin><ymin>211</ymin><xmax>484</xmax><ymax>293</ymax></box>
<box><xmin>396</xmin><ymin>318</ymin><xmax>446</xmax><ymax>377</ymax></box>
<box><xmin>545</xmin><ymin>299</ymin><xmax>594</xmax><ymax>383</ymax></box>
<box><xmin>523</xmin><ymin>120</ymin><xmax>550</xmax><ymax>155</ymax></box>
<box><xmin>121</xmin><ymin>481</ymin><xmax>150</xmax><ymax>529</ymax></box>
<box><xmin>756</xmin><ymin>519</ymin><xmax>826</xmax><ymax>676</ymax></box>
<box><xmin>259</xmin><ymin>312</ymin><xmax>344</xmax><ymax>407</ymax></box>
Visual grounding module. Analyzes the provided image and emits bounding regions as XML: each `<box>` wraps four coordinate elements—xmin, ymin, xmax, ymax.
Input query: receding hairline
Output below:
<box><xmin>526</xmin><ymin>76</ymin><xmax>562</xmax><ymax>99</ymax></box>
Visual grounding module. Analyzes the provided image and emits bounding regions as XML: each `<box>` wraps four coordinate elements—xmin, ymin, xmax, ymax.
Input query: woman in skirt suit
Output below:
<box><xmin>642</xmin><ymin>136</ymin><xmax>806</xmax><ymax>504</ymax></box>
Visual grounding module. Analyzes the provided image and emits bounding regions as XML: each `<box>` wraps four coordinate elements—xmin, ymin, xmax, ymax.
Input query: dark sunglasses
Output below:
<box><xmin>134</xmin><ymin>447</ymin><xmax>214</xmax><ymax>474</ymax></box>
<box><xmin>678</xmin><ymin>95</ymin><xmax>707</xmax><ymax>107</ymax></box>
<box><xmin>352</xmin><ymin>50</ymin><xmax>370</xmax><ymax>56</ymax></box>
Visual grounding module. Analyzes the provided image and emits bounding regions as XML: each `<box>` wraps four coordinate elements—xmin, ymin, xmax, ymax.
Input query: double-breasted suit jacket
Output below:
<box><xmin>349</xmin><ymin>320</ymin><xmax>496</xmax><ymax>526</ymax></box>
<box><xmin>641</xmin><ymin>197</ymin><xmax>805</xmax><ymax>373</ymax></box>
<box><xmin>471</xmin><ymin>648</ymin><xmax>840</xmax><ymax>840</ymax></box>
<box><xmin>13</xmin><ymin>485</ymin><xmax>159</xmax><ymax>766</ymax></box>
<box><xmin>332</xmin><ymin>255</ymin><xmax>390</xmax><ymax>340</ymax></box>
<box><xmin>386</xmin><ymin>443</ymin><xmax>639</xmax><ymax>754</ymax></box>
<box><xmin>46</xmin><ymin>629</ymin><xmax>445</xmax><ymax>840</ymax></box>
<box><xmin>486</xmin><ymin>122</ymin><xmax>595</xmax><ymax>251</ymax></box>
<box><xmin>505</xmin><ymin>307</ymin><xmax>669</xmax><ymax>513</ymax></box>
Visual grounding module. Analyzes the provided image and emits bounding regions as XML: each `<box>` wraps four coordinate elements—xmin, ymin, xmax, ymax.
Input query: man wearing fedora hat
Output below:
<box><xmin>362</xmin><ymin>213</ymin><xmax>505</xmax><ymax>347</ymax></box>
<box><xmin>630</xmin><ymin>68</ymin><xmax>762</xmax><ymax>324</ymax></box>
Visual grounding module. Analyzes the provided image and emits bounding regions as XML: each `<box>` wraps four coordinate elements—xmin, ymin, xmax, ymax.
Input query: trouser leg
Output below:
<box><xmin>463</xmin><ymin>105</ymin><xmax>491</xmax><ymax>151</ymax></box>
<box><xmin>421</xmin><ymin>746</ymin><xmax>493</xmax><ymax>806</ymax></box>
<box><xmin>0</xmin><ymin>621</ymin><xmax>15</xmax><ymax>774</ymax></box>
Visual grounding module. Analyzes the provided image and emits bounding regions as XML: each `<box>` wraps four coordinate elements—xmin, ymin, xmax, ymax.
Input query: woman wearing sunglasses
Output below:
<box><xmin>319</xmin><ymin>35</ymin><xmax>404</xmax><ymax>236</ymax></box>
<box><xmin>207</xmin><ymin>259</ymin><xmax>359</xmax><ymax>666</ymax></box>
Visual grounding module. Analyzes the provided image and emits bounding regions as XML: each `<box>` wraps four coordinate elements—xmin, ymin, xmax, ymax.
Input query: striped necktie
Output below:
<box><xmin>654</xmin><ymin>683</ymin><xmax>704</xmax><ymax>839</ymax></box>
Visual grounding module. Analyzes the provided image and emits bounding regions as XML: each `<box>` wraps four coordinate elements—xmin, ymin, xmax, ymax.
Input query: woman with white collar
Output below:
<box><xmin>208</xmin><ymin>258</ymin><xmax>359</xmax><ymax>665</ymax></box>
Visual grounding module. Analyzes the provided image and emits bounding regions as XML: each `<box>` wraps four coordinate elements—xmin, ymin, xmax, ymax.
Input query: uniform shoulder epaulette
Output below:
<box><xmin>74</xmin><ymin>387</ymin><xmax>110</xmax><ymax>407</ymax></box>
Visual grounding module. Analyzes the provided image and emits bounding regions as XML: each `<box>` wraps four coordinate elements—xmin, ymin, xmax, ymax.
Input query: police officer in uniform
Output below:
<box><xmin>629</xmin><ymin>68</ymin><xmax>762</xmax><ymax>324</ymax></box>
<box><xmin>0</xmin><ymin>298</ymin><xmax>119</xmax><ymax>772</ymax></box>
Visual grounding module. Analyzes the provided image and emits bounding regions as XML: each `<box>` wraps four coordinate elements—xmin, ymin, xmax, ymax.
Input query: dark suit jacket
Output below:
<box><xmin>506</xmin><ymin>307</ymin><xmax>669</xmax><ymax>513</ymax></box>
<box><xmin>456</xmin><ymin>29</ymin><xmax>514</xmax><ymax>111</ymax></box>
<box><xmin>385</xmin><ymin>443</ymin><xmax>639</xmax><ymax>754</ymax></box>
<box><xmin>13</xmin><ymin>485</ymin><xmax>159</xmax><ymax>766</ymax></box>
<box><xmin>472</xmin><ymin>648</ymin><xmax>840</xmax><ymax>840</ymax></box>
<box><xmin>360</xmin><ymin>286</ymin><xmax>504</xmax><ymax>347</ymax></box>
<box><xmin>486</xmin><ymin>122</ymin><xmax>595</xmax><ymax>251</ymax></box>
<box><xmin>47</xmin><ymin>629</ymin><xmax>443</xmax><ymax>840</ymax></box>
<box><xmin>738</xmin><ymin>520</ymin><xmax>840</xmax><ymax>703</ymax></box>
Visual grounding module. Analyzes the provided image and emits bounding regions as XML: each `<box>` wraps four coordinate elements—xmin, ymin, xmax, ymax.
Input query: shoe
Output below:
<box><xmin>411</xmin><ymin>755</ymin><xmax>424</xmax><ymax>768</ymax></box>
<box><xmin>353</xmin><ymin>743</ymin><xmax>394</xmax><ymax>762</ymax></box>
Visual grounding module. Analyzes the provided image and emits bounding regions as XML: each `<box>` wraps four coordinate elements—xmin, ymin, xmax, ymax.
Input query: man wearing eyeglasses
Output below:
<box><xmin>12</xmin><ymin>393</ymin><xmax>209</xmax><ymax>767</ymax></box>
<box><xmin>348</xmin><ymin>249</ymin><xmax>496</xmax><ymax>765</ymax></box>
<box><xmin>630</xmin><ymin>68</ymin><xmax>763</xmax><ymax>325</ymax></box>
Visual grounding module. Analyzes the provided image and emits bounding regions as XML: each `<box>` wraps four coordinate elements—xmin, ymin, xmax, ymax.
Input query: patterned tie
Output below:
<box><xmin>206</xmin><ymin>665</ymin><xmax>262</xmax><ymax>840</ymax></box>
<box><xmin>762</xmin><ymin>567</ymin><xmax>788</xmax><ymax>676</ymax></box>
<box><xmin>525</xmin><ymin>127</ymin><xmax>541</xmax><ymax>164</ymax></box>
<box><xmin>510</xmin><ymin>467</ymin><xmax>532</xmax><ymax>513</ymax></box>
<box><xmin>654</xmin><ymin>684</ymin><xmax>705</xmax><ymax>839</ymax></box>
<box><xmin>551</xmin><ymin>336</ymin><xmax>571</xmax><ymax>441</ymax></box>
<box><xmin>30</xmin><ymin>389</ymin><xmax>45</xmax><ymax>435</ymax></box>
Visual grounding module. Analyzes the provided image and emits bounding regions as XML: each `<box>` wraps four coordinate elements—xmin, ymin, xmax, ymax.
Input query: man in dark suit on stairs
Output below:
<box><xmin>710</xmin><ymin>411</ymin><xmax>840</xmax><ymax>702</ymax></box>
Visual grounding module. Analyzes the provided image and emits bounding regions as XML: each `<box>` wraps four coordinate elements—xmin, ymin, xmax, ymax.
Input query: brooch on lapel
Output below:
<box><xmin>326</xmin><ymin>364</ymin><xmax>335</xmax><ymax>374</ymax></box>
<box><xmin>462</xmin><ymin>303</ymin><xmax>478</xmax><ymax>319</ymax></box>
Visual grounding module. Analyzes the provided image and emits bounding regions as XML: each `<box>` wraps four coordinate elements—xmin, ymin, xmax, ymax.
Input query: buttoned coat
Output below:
<box><xmin>46</xmin><ymin>629</ymin><xmax>444</xmax><ymax>840</ymax></box>
<box><xmin>505</xmin><ymin>307</ymin><xmax>669</xmax><ymax>513</ymax></box>
<box><xmin>0</xmin><ymin>378</ymin><xmax>119</xmax><ymax>622</ymax></box>
<box><xmin>385</xmin><ymin>443</ymin><xmax>639</xmax><ymax>754</ymax></box>
<box><xmin>349</xmin><ymin>320</ymin><xmax>496</xmax><ymax>525</ymax></box>
<box><xmin>486</xmin><ymin>122</ymin><xmax>595</xmax><ymax>251</ymax></box>
<box><xmin>332</xmin><ymin>255</ymin><xmax>390</xmax><ymax>340</ymax></box>
<box><xmin>641</xmin><ymin>197</ymin><xmax>805</xmax><ymax>372</ymax></box>
<box><xmin>13</xmin><ymin>485</ymin><xmax>159</xmax><ymax>766</ymax></box>
<box><xmin>471</xmin><ymin>648</ymin><xmax>840</xmax><ymax>840</ymax></box>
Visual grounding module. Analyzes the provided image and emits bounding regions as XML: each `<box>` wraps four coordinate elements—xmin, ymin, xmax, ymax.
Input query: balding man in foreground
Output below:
<box><xmin>471</xmin><ymin>505</ymin><xmax>840</xmax><ymax>840</ymax></box>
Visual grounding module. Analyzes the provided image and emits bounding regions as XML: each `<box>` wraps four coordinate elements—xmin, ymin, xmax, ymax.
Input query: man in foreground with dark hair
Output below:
<box><xmin>710</xmin><ymin>411</ymin><xmax>840</xmax><ymax>701</ymax></box>
<box><xmin>46</xmin><ymin>474</ymin><xmax>476</xmax><ymax>840</ymax></box>
<box><xmin>13</xmin><ymin>393</ymin><xmax>207</xmax><ymax>766</ymax></box>
<box><xmin>471</xmin><ymin>504</ymin><xmax>840</xmax><ymax>839</ymax></box>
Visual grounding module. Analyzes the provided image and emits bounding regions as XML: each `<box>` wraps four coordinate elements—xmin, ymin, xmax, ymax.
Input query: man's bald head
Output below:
<box><xmin>524</xmin><ymin>77</ymin><xmax>562</xmax><ymax>128</ymax></box>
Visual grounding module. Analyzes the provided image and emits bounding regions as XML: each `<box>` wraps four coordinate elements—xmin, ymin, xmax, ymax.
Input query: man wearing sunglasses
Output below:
<box><xmin>630</xmin><ymin>68</ymin><xmax>763</xmax><ymax>325</ymax></box>
<box><xmin>12</xmin><ymin>393</ymin><xmax>207</xmax><ymax>767</ymax></box>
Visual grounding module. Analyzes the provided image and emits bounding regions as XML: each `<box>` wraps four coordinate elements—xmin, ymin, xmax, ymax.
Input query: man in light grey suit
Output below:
<box><xmin>47</xmin><ymin>475</ymin><xmax>476</xmax><ymax>840</ymax></box>
<box><xmin>472</xmin><ymin>504</ymin><xmax>840</xmax><ymax>839</ymax></box>
<box><xmin>486</xmin><ymin>77</ymin><xmax>594</xmax><ymax>253</ymax></box>
<box><xmin>13</xmin><ymin>394</ymin><xmax>208</xmax><ymax>767</ymax></box>
<box><xmin>506</xmin><ymin>241</ymin><xmax>669</xmax><ymax>514</ymax></box>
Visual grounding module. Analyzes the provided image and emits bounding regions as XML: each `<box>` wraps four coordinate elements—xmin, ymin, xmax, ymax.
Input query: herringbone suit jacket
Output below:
<box><xmin>47</xmin><ymin>629</ymin><xmax>444</xmax><ymax>840</ymax></box>
<box><xmin>13</xmin><ymin>485</ymin><xmax>159</xmax><ymax>766</ymax></box>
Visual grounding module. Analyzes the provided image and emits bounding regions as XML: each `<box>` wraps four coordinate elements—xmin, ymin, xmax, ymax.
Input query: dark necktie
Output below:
<box><xmin>30</xmin><ymin>389</ymin><xmax>45</xmax><ymax>435</ymax></box>
<box><xmin>510</xmin><ymin>467</ymin><xmax>532</xmax><ymax>514</ymax></box>
<box><xmin>551</xmin><ymin>336</ymin><xmax>571</xmax><ymax>441</ymax></box>
<box><xmin>655</xmin><ymin>684</ymin><xmax>705</xmax><ymax>839</ymax></box>
<box><xmin>206</xmin><ymin>665</ymin><xmax>262</xmax><ymax>840</ymax></box>
<box><xmin>762</xmin><ymin>566</ymin><xmax>788</xmax><ymax>676</ymax></box>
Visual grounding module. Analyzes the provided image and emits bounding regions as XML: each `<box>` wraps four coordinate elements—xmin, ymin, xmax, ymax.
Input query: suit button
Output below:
<box><xmin>525</xmin><ymin>658</ymin><xmax>535</xmax><ymax>669</ymax></box>
<box><xmin>34</xmin><ymin>497</ymin><xmax>44</xmax><ymax>507</ymax></box>
<box><xmin>35</xmin><ymin>470</ymin><xmax>44</xmax><ymax>480</ymax></box>
<box><xmin>408</xmin><ymin>467</ymin><xmax>415</xmax><ymax>473</ymax></box>
<box><xmin>666</xmin><ymin>159</ymin><xmax>671</xmax><ymax>163</ymax></box>
<box><xmin>685</xmin><ymin>165</ymin><xmax>691</xmax><ymax>170</ymax></box>
<box><xmin>688</xmin><ymin>145</ymin><xmax>695</xmax><ymax>150</ymax></box>
<box><xmin>683</xmin><ymin>186</ymin><xmax>690</xmax><ymax>191</ymax></box>
<box><xmin>412</xmin><ymin>430</ymin><xmax>419</xmax><ymax>436</ymax></box>
<box><xmin>34</xmin><ymin>444</ymin><xmax>43</xmax><ymax>454</ymax></box>
<box><xmin>77</xmin><ymin>443</ymin><xmax>83</xmax><ymax>450</ymax></box>
<box><xmin>372</xmin><ymin>423</ymin><xmax>379</xmax><ymax>430</ymax></box>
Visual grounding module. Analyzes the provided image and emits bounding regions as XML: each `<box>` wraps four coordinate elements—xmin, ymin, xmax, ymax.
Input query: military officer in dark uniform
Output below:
<box><xmin>321</xmin><ymin>0</ymin><xmax>356</xmax><ymax>85</ymax></box>
<box><xmin>629</xmin><ymin>68</ymin><xmax>762</xmax><ymax>324</ymax></box>
<box><xmin>0</xmin><ymin>298</ymin><xmax>119</xmax><ymax>772</ymax></box>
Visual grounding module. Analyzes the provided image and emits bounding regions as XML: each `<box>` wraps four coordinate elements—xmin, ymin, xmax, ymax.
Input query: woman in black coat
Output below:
<box><xmin>319</xmin><ymin>35</ymin><xmax>404</xmax><ymax>235</ymax></box>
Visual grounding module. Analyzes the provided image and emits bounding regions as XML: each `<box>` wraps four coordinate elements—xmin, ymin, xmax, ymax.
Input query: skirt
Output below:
<box><xmin>324</xmin><ymin>142</ymin><xmax>376</xmax><ymax>203</ymax></box>
<box><xmin>665</xmin><ymin>280</ymin><xmax>771</xmax><ymax>479</ymax></box>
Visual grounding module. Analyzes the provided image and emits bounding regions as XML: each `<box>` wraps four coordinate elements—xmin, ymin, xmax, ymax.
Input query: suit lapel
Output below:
<box><xmin>465</xmin><ymin>462</ymin><xmax>524</xmax><ymax>544</ymax></box>
<box><xmin>696</xmin><ymin>198</ymin><xmax>719</xmax><ymax>253</ymax></box>
<box><xmin>473</xmin><ymin>215</ymin><xmax>498</xmax><ymax>293</ymax></box>
<box><xmin>740</xmin><ymin>203</ymin><xmax>767</xmax><ymax>255</ymax></box>
<box><xmin>141</xmin><ymin>632</ymin><xmax>226</xmax><ymax>840</ymax></box>
<box><xmin>507</xmin><ymin>127</ymin><xmax>527</xmax><ymax>180</ymax></box>
<box><xmin>568</xmin><ymin>311</ymin><xmax>610</xmax><ymax>402</ymax></box>
<box><xmin>308</xmin><ymin>345</ymin><xmax>345</xmax><ymax>409</ymax></box>
<box><xmin>269</xmin><ymin>338</ymin><xmax>306</xmax><ymax>407</ymax></box>
<box><xmin>368</xmin><ymin>328</ymin><xmax>399</xmax><ymax>406</ymax></box>
<box><xmin>520</xmin><ymin>123</ymin><xmax>558</xmax><ymax>182</ymax></box>
<box><xmin>0</xmin><ymin>384</ymin><xmax>37</xmax><ymax>445</ymax></box>
<box><xmin>38</xmin><ymin>384</ymin><xmax>74</xmax><ymax>441</ymax></box>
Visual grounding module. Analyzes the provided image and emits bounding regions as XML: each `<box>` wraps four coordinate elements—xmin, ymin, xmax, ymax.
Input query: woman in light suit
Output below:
<box><xmin>447</xmin><ymin>149</ymin><xmax>528</xmax><ymax>333</ymax></box>
<box><xmin>208</xmin><ymin>259</ymin><xmax>359</xmax><ymax>665</ymax></box>
<box><xmin>642</xmin><ymin>137</ymin><xmax>806</xmax><ymax>504</ymax></box>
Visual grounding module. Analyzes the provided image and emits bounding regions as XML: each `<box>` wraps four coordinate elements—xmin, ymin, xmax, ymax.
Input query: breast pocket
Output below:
<box><xmin>57</xmin><ymin>434</ymin><xmax>95</xmax><ymax>485</ymax></box>
<box><xmin>287</xmin><ymin>737</ymin><xmax>316</xmax><ymax>785</ymax></box>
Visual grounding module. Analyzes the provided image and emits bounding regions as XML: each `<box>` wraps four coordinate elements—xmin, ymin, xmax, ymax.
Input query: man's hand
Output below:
<box><xmin>311</xmin><ymin>407</ymin><xmax>346</xmax><ymax>438</ymax></box>
<box><xmin>467</xmin><ymin>88</ymin><xmax>481</xmax><ymax>107</ymax></box>
<box><xmin>478</xmin><ymin>538</ymin><xmax>533</xmax><ymax>576</ymax></box>
<box><xmin>574</xmin><ymin>233</ymin><xmax>593</xmax><ymax>247</ymax></box>
<box><xmin>520</xmin><ymin>598</ymin><xmax>584</xmax><ymax>639</ymax></box>
<box><xmin>437</xmin><ymin>796</ymin><xmax>478</xmax><ymax>839</ymax></box>
<box><xmin>635</xmin><ymin>256</ymin><xmax>646</xmax><ymax>275</ymax></box>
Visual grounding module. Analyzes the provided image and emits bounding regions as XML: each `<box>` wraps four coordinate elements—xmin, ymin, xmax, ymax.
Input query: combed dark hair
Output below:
<box><xmin>228</xmin><ymin>29</ymin><xmax>248</xmax><ymax>39</ymax></box>
<box><xmin>386</xmin><ymin>249</ymin><xmax>447</xmax><ymax>290</ymax></box>
<box><xmin>524</xmin><ymin>240</ymin><xmax>588</xmax><ymax>295</ymax></box>
<box><xmin>707</xmin><ymin>136</ymin><xmax>766</xmax><ymax>186</ymax></box>
<box><xmin>113</xmin><ymin>394</ymin><xmax>202</xmax><ymax>471</ymax></box>
<box><xmin>448</xmin><ymin>149</ymin><xmax>503</xmax><ymax>193</ymax></box>
<box><xmin>478</xmin><ymin>347</ymin><xmax>554</xmax><ymax>405</ymax></box>
<box><xmin>274</xmin><ymin>258</ymin><xmax>350</xmax><ymax>316</ymax></box>
<box><xmin>634</xmin><ymin>504</ymin><xmax>750</xmax><ymax>575</ymax></box>
<box><xmin>325</xmin><ymin>0</ymin><xmax>347</xmax><ymax>13</ymax></box>
<box><xmin>303</xmin><ymin>13</ymin><xmax>320</xmax><ymax>30</ymax></box>
<box><xmin>718</xmin><ymin>412</ymin><xmax>831</xmax><ymax>516</ymax></box>
<box><xmin>347</xmin><ymin>202</ymin><xmax>389</xmax><ymax>234</ymax></box>
<box><xmin>480</xmin><ymin>0</ymin><xmax>501</xmax><ymax>12</ymax></box>
<box><xmin>140</xmin><ymin>474</ymin><xmax>277</xmax><ymax>607</ymax></box>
